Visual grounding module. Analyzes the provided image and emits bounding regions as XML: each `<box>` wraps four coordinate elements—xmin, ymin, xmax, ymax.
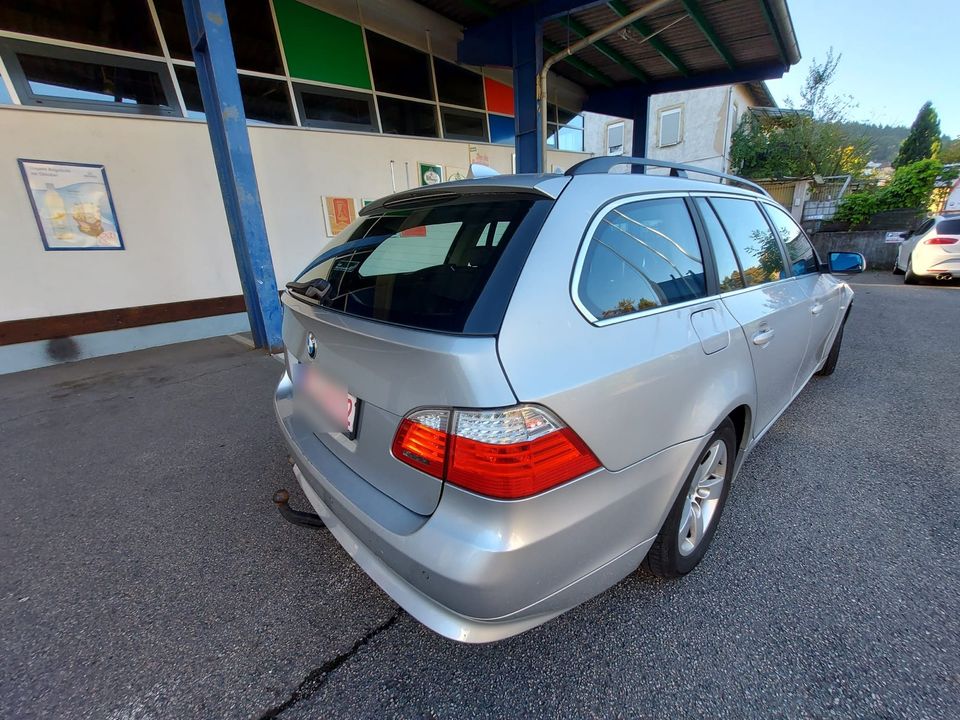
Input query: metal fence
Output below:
<box><xmin>801</xmin><ymin>175</ymin><xmax>852</xmax><ymax>222</ymax></box>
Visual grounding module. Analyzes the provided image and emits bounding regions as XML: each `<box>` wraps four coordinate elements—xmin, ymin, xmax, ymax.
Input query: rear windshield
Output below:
<box><xmin>936</xmin><ymin>219</ymin><xmax>960</xmax><ymax>235</ymax></box>
<box><xmin>290</xmin><ymin>193</ymin><xmax>551</xmax><ymax>334</ymax></box>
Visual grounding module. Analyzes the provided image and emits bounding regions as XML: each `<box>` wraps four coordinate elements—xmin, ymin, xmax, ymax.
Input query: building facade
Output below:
<box><xmin>0</xmin><ymin>0</ymin><xmax>590</xmax><ymax>371</ymax></box>
<box><xmin>584</xmin><ymin>82</ymin><xmax>775</xmax><ymax>173</ymax></box>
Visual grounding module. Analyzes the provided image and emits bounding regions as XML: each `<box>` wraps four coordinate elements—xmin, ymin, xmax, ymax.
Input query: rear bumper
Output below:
<box><xmin>274</xmin><ymin>370</ymin><xmax>707</xmax><ymax>642</ymax></box>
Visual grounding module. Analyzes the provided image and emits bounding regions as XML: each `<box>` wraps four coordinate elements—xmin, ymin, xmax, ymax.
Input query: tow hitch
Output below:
<box><xmin>272</xmin><ymin>488</ymin><xmax>327</xmax><ymax>530</ymax></box>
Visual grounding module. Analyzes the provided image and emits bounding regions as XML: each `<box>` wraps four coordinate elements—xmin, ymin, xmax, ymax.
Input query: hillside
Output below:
<box><xmin>839</xmin><ymin>121</ymin><xmax>954</xmax><ymax>165</ymax></box>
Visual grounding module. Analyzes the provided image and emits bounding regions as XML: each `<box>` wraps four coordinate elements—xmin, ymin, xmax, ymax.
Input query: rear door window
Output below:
<box><xmin>710</xmin><ymin>197</ymin><xmax>787</xmax><ymax>286</ymax></box>
<box><xmin>290</xmin><ymin>194</ymin><xmax>551</xmax><ymax>334</ymax></box>
<box><xmin>576</xmin><ymin>197</ymin><xmax>707</xmax><ymax>321</ymax></box>
<box><xmin>764</xmin><ymin>203</ymin><xmax>818</xmax><ymax>276</ymax></box>
<box><xmin>694</xmin><ymin>197</ymin><xmax>745</xmax><ymax>292</ymax></box>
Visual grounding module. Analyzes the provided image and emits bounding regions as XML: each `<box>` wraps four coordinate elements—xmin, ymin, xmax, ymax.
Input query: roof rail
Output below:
<box><xmin>565</xmin><ymin>157</ymin><xmax>771</xmax><ymax>198</ymax></box>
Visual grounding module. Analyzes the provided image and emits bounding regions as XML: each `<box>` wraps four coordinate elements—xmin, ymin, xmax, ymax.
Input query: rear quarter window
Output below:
<box><xmin>575</xmin><ymin>196</ymin><xmax>707</xmax><ymax>321</ymax></box>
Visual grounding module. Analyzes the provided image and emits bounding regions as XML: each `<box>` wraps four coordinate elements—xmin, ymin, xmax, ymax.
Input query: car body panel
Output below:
<box><xmin>281</xmin><ymin>293</ymin><xmax>515</xmax><ymax>515</ymax></box>
<box><xmin>278</xmin><ymin>368</ymin><xmax>709</xmax><ymax>641</ymax></box>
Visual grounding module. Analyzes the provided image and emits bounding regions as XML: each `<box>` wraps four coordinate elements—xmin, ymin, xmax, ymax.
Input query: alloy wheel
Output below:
<box><xmin>677</xmin><ymin>439</ymin><xmax>728</xmax><ymax>556</ymax></box>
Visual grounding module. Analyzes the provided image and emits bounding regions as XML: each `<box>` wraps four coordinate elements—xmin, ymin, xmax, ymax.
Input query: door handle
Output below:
<box><xmin>810</xmin><ymin>302</ymin><xmax>824</xmax><ymax>316</ymax></box>
<box><xmin>752</xmin><ymin>328</ymin><xmax>775</xmax><ymax>346</ymax></box>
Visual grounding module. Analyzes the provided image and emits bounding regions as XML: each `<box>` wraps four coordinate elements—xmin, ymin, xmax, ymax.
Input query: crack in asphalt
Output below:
<box><xmin>256</xmin><ymin>609</ymin><xmax>403</xmax><ymax>719</ymax></box>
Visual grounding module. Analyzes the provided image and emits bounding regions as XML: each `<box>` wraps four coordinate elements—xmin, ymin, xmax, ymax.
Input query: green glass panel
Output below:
<box><xmin>273</xmin><ymin>0</ymin><xmax>371</xmax><ymax>89</ymax></box>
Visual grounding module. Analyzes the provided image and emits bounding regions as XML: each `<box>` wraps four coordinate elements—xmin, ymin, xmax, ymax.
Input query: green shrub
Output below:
<box><xmin>835</xmin><ymin>158</ymin><xmax>944</xmax><ymax>227</ymax></box>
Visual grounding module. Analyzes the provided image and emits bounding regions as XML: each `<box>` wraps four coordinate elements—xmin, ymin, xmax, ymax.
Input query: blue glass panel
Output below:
<box><xmin>488</xmin><ymin>114</ymin><xmax>515</xmax><ymax>145</ymax></box>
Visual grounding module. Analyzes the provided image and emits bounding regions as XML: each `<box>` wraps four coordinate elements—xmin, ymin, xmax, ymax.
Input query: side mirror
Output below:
<box><xmin>829</xmin><ymin>251</ymin><xmax>866</xmax><ymax>274</ymax></box>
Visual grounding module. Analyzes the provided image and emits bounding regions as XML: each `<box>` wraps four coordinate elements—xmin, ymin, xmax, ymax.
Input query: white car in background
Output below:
<box><xmin>894</xmin><ymin>215</ymin><xmax>960</xmax><ymax>283</ymax></box>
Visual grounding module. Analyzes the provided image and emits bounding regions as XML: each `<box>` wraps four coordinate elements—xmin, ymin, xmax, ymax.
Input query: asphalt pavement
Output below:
<box><xmin>1</xmin><ymin>272</ymin><xmax>958</xmax><ymax>719</ymax></box>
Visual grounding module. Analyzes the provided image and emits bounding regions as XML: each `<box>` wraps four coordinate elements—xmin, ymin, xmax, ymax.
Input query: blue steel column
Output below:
<box><xmin>631</xmin><ymin>91</ymin><xmax>650</xmax><ymax>171</ymax></box>
<box><xmin>181</xmin><ymin>0</ymin><xmax>283</xmax><ymax>351</ymax></box>
<box><xmin>511</xmin><ymin>10</ymin><xmax>542</xmax><ymax>174</ymax></box>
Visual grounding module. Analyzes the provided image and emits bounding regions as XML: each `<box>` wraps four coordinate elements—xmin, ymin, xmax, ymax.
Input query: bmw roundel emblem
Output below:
<box><xmin>306</xmin><ymin>333</ymin><xmax>317</xmax><ymax>359</ymax></box>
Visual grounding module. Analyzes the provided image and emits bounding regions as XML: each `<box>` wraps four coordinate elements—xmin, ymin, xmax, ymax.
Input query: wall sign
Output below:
<box><xmin>19</xmin><ymin>159</ymin><xmax>123</xmax><ymax>250</ymax></box>
<box><xmin>323</xmin><ymin>196</ymin><xmax>357</xmax><ymax>236</ymax></box>
<box><xmin>418</xmin><ymin>162</ymin><xmax>443</xmax><ymax>186</ymax></box>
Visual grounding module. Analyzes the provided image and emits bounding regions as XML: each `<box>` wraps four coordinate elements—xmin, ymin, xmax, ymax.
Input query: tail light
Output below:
<box><xmin>924</xmin><ymin>237</ymin><xmax>958</xmax><ymax>245</ymax></box>
<box><xmin>391</xmin><ymin>405</ymin><xmax>600</xmax><ymax>499</ymax></box>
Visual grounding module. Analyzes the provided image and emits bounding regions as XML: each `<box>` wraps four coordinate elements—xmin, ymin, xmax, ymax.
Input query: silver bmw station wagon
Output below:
<box><xmin>273</xmin><ymin>157</ymin><xmax>862</xmax><ymax>643</ymax></box>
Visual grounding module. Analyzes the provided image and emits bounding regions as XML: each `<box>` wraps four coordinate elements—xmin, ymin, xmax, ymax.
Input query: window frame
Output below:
<box><xmin>293</xmin><ymin>82</ymin><xmax>378</xmax><ymax>133</ymax></box>
<box><xmin>570</xmin><ymin>192</ymin><xmax>717</xmax><ymax>326</ymax></box>
<box><xmin>0</xmin><ymin>38</ymin><xmax>179</xmax><ymax>117</ymax></box>
<box><xmin>657</xmin><ymin>105</ymin><xmax>683</xmax><ymax>148</ymax></box>
<box><xmin>606</xmin><ymin>121</ymin><xmax>625</xmax><ymax>156</ymax></box>
<box><xmin>439</xmin><ymin>106</ymin><xmax>488</xmax><ymax>141</ymax></box>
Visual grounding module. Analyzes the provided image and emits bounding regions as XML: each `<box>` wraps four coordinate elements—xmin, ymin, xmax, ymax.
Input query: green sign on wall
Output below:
<box><xmin>273</xmin><ymin>0</ymin><xmax>372</xmax><ymax>90</ymax></box>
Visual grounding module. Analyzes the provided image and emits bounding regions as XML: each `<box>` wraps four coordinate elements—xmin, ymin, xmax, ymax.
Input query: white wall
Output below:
<box><xmin>583</xmin><ymin>84</ymin><xmax>756</xmax><ymax>174</ymax></box>
<box><xmin>0</xmin><ymin>106</ymin><xmax>587</xmax><ymax>322</ymax></box>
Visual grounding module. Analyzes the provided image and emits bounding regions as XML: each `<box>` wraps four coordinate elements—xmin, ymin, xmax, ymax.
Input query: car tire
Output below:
<box><xmin>904</xmin><ymin>256</ymin><xmax>920</xmax><ymax>285</ymax></box>
<box><xmin>892</xmin><ymin>260</ymin><xmax>905</xmax><ymax>275</ymax></box>
<box><xmin>815</xmin><ymin>321</ymin><xmax>844</xmax><ymax>376</ymax></box>
<box><xmin>646</xmin><ymin>419</ymin><xmax>737</xmax><ymax>578</ymax></box>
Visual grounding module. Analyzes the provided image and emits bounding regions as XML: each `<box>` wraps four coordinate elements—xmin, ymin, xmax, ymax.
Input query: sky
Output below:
<box><xmin>765</xmin><ymin>0</ymin><xmax>960</xmax><ymax>138</ymax></box>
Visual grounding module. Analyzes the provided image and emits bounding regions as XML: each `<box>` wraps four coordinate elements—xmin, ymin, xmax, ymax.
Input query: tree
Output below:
<box><xmin>893</xmin><ymin>102</ymin><xmax>941</xmax><ymax>167</ymax></box>
<box><xmin>941</xmin><ymin>136</ymin><xmax>960</xmax><ymax>164</ymax></box>
<box><xmin>730</xmin><ymin>49</ymin><xmax>870</xmax><ymax>179</ymax></box>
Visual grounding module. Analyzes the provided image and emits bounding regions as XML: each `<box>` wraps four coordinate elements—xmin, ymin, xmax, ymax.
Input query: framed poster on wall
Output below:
<box><xmin>18</xmin><ymin>159</ymin><xmax>124</xmax><ymax>250</ymax></box>
<box><xmin>323</xmin><ymin>196</ymin><xmax>357</xmax><ymax>236</ymax></box>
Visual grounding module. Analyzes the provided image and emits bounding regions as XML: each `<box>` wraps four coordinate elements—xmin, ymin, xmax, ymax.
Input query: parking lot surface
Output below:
<box><xmin>2</xmin><ymin>273</ymin><xmax>958</xmax><ymax>719</ymax></box>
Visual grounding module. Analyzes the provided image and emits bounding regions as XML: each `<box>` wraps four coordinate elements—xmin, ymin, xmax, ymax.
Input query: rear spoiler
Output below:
<box><xmin>359</xmin><ymin>175</ymin><xmax>570</xmax><ymax>216</ymax></box>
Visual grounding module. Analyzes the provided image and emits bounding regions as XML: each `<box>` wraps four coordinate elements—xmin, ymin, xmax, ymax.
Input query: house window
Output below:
<box><xmin>545</xmin><ymin>104</ymin><xmax>584</xmax><ymax>151</ymax></box>
<box><xmin>295</xmin><ymin>84</ymin><xmax>377</xmax><ymax>132</ymax></box>
<box><xmin>176</xmin><ymin>66</ymin><xmax>294</xmax><ymax>125</ymax></box>
<box><xmin>377</xmin><ymin>96</ymin><xmax>438</xmax><ymax>137</ymax></box>
<box><xmin>0</xmin><ymin>0</ymin><xmax>161</xmax><ymax>55</ymax></box>
<box><xmin>365</xmin><ymin>31</ymin><xmax>433</xmax><ymax>101</ymax></box>
<box><xmin>0</xmin><ymin>39</ymin><xmax>178</xmax><ymax>116</ymax></box>
<box><xmin>658</xmin><ymin>106</ymin><xmax>682</xmax><ymax>147</ymax></box>
<box><xmin>607</xmin><ymin>121</ymin><xmax>624</xmax><ymax>156</ymax></box>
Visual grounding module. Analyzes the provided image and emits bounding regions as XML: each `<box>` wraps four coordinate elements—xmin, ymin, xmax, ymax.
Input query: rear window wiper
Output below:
<box><xmin>285</xmin><ymin>278</ymin><xmax>332</xmax><ymax>305</ymax></box>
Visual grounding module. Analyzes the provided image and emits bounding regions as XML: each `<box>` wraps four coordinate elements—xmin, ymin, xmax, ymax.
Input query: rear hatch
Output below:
<box><xmin>282</xmin><ymin>188</ymin><xmax>556</xmax><ymax>516</ymax></box>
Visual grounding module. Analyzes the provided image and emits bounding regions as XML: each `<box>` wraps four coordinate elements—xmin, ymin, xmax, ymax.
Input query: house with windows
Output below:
<box><xmin>584</xmin><ymin>82</ymin><xmax>776</xmax><ymax>172</ymax></box>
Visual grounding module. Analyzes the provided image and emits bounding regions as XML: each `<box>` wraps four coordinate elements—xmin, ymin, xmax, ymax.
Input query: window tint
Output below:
<box><xmin>177</xmin><ymin>67</ymin><xmax>295</xmax><ymax>125</ymax></box>
<box><xmin>377</xmin><ymin>96</ymin><xmax>437</xmax><ymax>137</ymax></box>
<box><xmin>910</xmin><ymin>218</ymin><xmax>935</xmax><ymax>237</ymax></box>
<box><xmin>764</xmin><ymin>204</ymin><xmax>818</xmax><ymax>276</ymax></box>
<box><xmin>10</xmin><ymin>46</ymin><xmax>175</xmax><ymax>115</ymax></box>
<box><xmin>155</xmin><ymin>0</ymin><xmax>283</xmax><ymax>73</ymax></box>
<box><xmin>441</xmin><ymin>108</ymin><xmax>487</xmax><ymax>141</ymax></box>
<box><xmin>937</xmin><ymin>219</ymin><xmax>960</xmax><ymax>235</ymax></box>
<box><xmin>577</xmin><ymin>198</ymin><xmax>706</xmax><ymax>321</ymax></box>
<box><xmin>365</xmin><ymin>31</ymin><xmax>433</xmax><ymax>100</ymax></box>
<box><xmin>694</xmin><ymin>197</ymin><xmax>744</xmax><ymax>292</ymax></box>
<box><xmin>710</xmin><ymin>198</ymin><xmax>786</xmax><ymax>287</ymax></box>
<box><xmin>433</xmin><ymin>58</ymin><xmax>483</xmax><ymax>108</ymax></box>
<box><xmin>0</xmin><ymin>0</ymin><xmax>161</xmax><ymax>54</ymax></box>
<box><xmin>293</xmin><ymin>196</ymin><xmax>547</xmax><ymax>333</ymax></box>
<box><xmin>296</xmin><ymin>84</ymin><xmax>376</xmax><ymax>131</ymax></box>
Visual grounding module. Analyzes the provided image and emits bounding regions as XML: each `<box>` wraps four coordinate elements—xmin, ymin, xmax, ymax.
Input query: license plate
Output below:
<box><xmin>297</xmin><ymin>364</ymin><xmax>360</xmax><ymax>439</ymax></box>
